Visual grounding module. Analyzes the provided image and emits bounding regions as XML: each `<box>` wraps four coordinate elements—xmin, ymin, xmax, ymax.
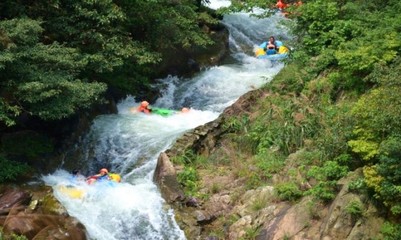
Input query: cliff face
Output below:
<box><xmin>154</xmin><ymin>89</ymin><xmax>384</xmax><ymax>240</ymax></box>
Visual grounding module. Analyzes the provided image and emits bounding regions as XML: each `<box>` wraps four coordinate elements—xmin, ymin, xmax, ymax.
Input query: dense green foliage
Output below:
<box><xmin>263</xmin><ymin>0</ymin><xmax>401</xmax><ymax>217</ymax></box>
<box><xmin>0</xmin><ymin>0</ymin><xmax>217</xmax><ymax>181</ymax></box>
<box><xmin>1</xmin><ymin>0</ymin><xmax>401</xmax><ymax>236</ymax></box>
<box><xmin>0</xmin><ymin>18</ymin><xmax>106</xmax><ymax>123</ymax></box>
<box><xmin>160</xmin><ymin>2</ymin><xmax>401</xmax><ymax>228</ymax></box>
<box><xmin>1</xmin><ymin>131</ymin><xmax>54</xmax><ymax>160</ymax></box>
<box><xmin>381</xmin><ymin>222</ymin><xmax>401</xmax><ymax>240</ymax></box>
<box><xmin>263</xmin><ymin>0</ymin><xmax>401</xmax><ymax>227</ymax></box>
<box><xmin>0</xmin><ymin>155</ymin><xmax>30</xmax><ymax>182</ymax></box>
<box><xmin>0</xmin><ymin>0</ymin><xmax>215</xmax><ymax>126</ymax></box>
<box><xmin>215</xmin><ymin>0</ymin><xmax>401</xmax><ymax>230</ymax></box>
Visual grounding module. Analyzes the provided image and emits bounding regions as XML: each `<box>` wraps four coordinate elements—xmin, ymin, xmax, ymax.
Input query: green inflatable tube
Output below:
<box><xmin>150</xmin><ymin>107</ymin><xmax>177</xmax><ymax>116</ymax></box>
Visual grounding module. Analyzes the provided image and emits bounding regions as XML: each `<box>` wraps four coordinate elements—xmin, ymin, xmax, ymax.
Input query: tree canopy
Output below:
<box><xmin>0</xmin><ymin>0</ymin><xmax>215</xmax><ymax>126</ymax></box>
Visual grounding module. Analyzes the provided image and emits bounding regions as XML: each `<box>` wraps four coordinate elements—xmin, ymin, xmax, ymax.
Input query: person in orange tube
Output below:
<box><xmin>131</xmin><ymin>101</ymin><xmax>152</xmax><ymax>114</ymax></box>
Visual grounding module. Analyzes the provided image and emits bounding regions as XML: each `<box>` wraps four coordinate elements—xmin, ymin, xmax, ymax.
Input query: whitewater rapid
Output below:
<box><xmin>43</xmin><ymin>2</ymin><xmax>290</xmax><ymax>239</ymax></box>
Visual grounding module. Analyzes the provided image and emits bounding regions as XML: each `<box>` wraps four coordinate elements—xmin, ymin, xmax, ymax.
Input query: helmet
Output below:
<box><xmin>141</xmin><ymin>101</ymin><xmax>149</xmax><ymax>107</ymax></box>
<box><xmin>100</xmin><ymin>168</ymin><xmax>108</xmax><ymax>174</ymax></box>
<box><xmin>276</xmin><ymin>0</ymin><xmax>285</xmax><ymax>9</ymax></box>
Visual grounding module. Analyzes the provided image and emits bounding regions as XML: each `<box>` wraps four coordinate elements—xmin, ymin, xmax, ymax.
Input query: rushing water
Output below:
<box><xmin>43</xmin><ymin>2</ymin><xmax>291</xmax><ymax>239</ymax></box>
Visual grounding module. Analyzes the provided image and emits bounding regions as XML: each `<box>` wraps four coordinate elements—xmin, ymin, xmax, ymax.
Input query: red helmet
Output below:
<box><xmin>276</xmin><ymin>0</ymin><xmax>285</xmax><ymax>9</ymax></box>
<box><xmin>141</xmin><ymin>101</ymin><xmax>149</xmax><ymax>107</ymax></box>
<box><xmin>100</xmin><ymin>168</ymin><xmax>108</xmax><ymax>174</ymax></box>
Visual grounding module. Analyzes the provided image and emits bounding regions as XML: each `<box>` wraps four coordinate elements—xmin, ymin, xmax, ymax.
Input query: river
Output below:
<box><xmin>43</xmin><ymin>1</ymin><xmax>290</xmax><ymax>239</ymax></box>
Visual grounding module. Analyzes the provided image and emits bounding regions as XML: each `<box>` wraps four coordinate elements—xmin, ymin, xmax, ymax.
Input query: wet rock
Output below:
<box><xmin>28</xmin><ymin>199</ymin><xmax>39</xmax><ymax>211</ymax></box>
<box><xmin>153</xmin><ymin>152</ymin><xmax>185</xmax><ymax>203</ymax></box>
<box><xmin>0</xmin><ymin>188</ymin><xmax>31</xmax><ymax>215</ymax></box>
<box><xmin>0</xmin><ymin>186</ymin><xmax>87</xmax><ymax>239</ymax></box>
<box><xmin>40</xmin><ymin>193</ymin><xmax>69</xmax><ymax>216</ymax></box>
<box><xmin>3</xmin><ymin>213</ymin><xmax>86</xmax><ymax>240</ymax></box>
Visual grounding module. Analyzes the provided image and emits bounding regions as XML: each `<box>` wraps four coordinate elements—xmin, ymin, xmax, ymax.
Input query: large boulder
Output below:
<box><xmin>153</xmin><ymin>152</ymin><xmax>185</xmax><ymax>203</ymax></box>
<box><xmin>0</xmin><ymin>186</ymin><xmax>87</xmax><ymax>239</ymax></box>
<box><xmin>3</xmin><ymin>214</ymin><xmax>86</xmax><ymax>240</ymax></box>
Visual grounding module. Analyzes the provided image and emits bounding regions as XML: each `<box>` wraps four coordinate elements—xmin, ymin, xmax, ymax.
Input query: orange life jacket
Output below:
<box><xmin>137</xmin><ymin>106</ymin><xmax>150</xmax><ymax>114</ymax></box>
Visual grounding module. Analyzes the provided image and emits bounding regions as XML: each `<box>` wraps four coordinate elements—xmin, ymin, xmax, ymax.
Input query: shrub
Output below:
<box><xmin>275</xmin><ymin>182</ymin><xmax>302</xmax><ymax>201</ymax></box>
<box><xmin>255</xmin><ymin>151</ymin><xmax>286</xmax><ymax>177</ymax></box>
<box><xmin>348</xmin><ymin>177</ymin><xmax>366</xmax><ymax>193</ymax></box>
<box><xmin>222</xmin><ymin>115</ymin><xmax>249</xmax><ymax>133</ymax></box>
<box><xmin>306</xmin><ymin>181</ymin><xmax>337</xmax><ymax>202</ymax></box>
<box><xmin>177</xmin><ymin>166</ymin><xmax>199</xmax><ymax>196</ymax></box>
<box><xmin>381</xmin><ymin>222</ymin><xmax>401</xmax><ymax>240</ymax></box>
<box><xmin>345</xmin><ymin>200</ymin><xmax>364</xmax><ymax>219</ymax></box>
<box><xmin>360</xmin><ymin>136</ymin><xmax>401</xmax><ymax>215</ymax></box>
<box><xmin>307</xmin><ymin>161</ymin><xmax>348</xmax><ymax>181</ymax></box>
<box><xmin>241</xmin><ymin>226</ymin><xmax>260</xmax><ymax>240</ymax></box>
<box><xmin>0</xmin><ymin>155</ymin><xmax>30</xmax><ymax>182</ymax></box>
<box><xmin>306</xmin><ymin>161</ymin><xmax>348</xmax><ymax>202</ymax></box>
<box><xmin>250</xmin><ymin>194</ymin><xmax>270</xmax><ymax>212</ymax></box>
<box><xmin>351</xmin><ymin>86</ymin><xmax>401</xmax><ymax>138</ymax></box>
<box><xmin>247</xmin><ymin>93</ymin><xmax>322</xmax><ymax>156</ymax></box>
<box><xmin>1</xmin><ymin>131</ymin><xmax>54</xmax><ymax>161</ymax></box>
<box><xmin>245</xmin><ymin>171</ymin><xmax>263</xmax><ymax>190</ymax></box>
<box><xmin>266</xmin><ymin>63</ymin><xmax>308</xmax><ymax>94</ymax></box>
<box><xmin>171</xmin><ymin>149</ymin><xmax>197</xmax><ymax>165</ymax></box>
<box><xmin>314</xmin><ymin>102</ymin><xmax>355</xmax><ymax>162</ymax></box>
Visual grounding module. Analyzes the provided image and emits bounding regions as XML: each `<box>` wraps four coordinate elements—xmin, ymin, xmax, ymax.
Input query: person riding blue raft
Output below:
<box><xmin>86</xmin><ymin>168</ymin><xmax>121</xmax><ymax>185</ymax></box>
<box><xmin>255</xmin><ymin>36</ymin><xmax>289</xmax><ymax>61</ymax></box>
<box><xmin>58</xmin><ymin>168</ymin><xmax>121</xmax><ymax>199</ymax></box>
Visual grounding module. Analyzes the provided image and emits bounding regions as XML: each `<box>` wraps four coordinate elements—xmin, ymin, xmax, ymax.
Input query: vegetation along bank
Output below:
<box><xmin>156</xmin><ymin>0</ymin><xmax>401</xmax><ymax>239</ymax></box>
<box><xmin>1</xmin><ymin>0</ymin><xmax>401</xmax><ymax>239</ymax></box>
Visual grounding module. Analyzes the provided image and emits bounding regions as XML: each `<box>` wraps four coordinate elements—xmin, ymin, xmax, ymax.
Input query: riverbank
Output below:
<box><xmin>154</xmin><ymin>63</ymin><xmax>386</xmax><ymax>239</ymax></box>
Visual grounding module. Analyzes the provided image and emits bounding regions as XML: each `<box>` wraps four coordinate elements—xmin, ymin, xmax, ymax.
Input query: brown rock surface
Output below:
<box><xmin>0</xmin><ymin>186</ymin><xmax>87</xmax><ymax>239</ymax></box>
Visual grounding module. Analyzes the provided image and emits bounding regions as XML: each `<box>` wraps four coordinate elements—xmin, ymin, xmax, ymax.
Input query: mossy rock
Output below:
<box><xmin>41</xmin><ymin>193</ymin><xmax>68</xmax><ymax>215</ymax></box>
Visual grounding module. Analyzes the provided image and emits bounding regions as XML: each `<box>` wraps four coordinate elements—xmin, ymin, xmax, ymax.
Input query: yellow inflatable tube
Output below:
<box><xmin>255</xmin><ymin>48</ymin><xmax>266</xmax><ymax>57</ymax></box>
<box><xmin>109</xmin><ymin>173</ymin><xmax>121</xmax><ymax>182</ymax></box>
<box><xmin>278</xmin><ymin>46</ymin><xmax>289</xmax><ymax>54</ymax></box>
<box><xmin>58</xmin><ymin>185</ymin><xmax>85</xmax><ymax>199</ymax></box>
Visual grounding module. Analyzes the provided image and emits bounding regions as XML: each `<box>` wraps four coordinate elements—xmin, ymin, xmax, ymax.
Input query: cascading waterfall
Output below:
<box><xmin>43</xmin><ymin>2</ymin><xmax>291</xmax><ymax>239</ymax></box>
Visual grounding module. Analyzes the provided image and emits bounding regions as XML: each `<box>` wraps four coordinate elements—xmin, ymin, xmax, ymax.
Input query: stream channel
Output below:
<box><xmin>43</xmin><ymin>1</ymin><xmax>291</xmax><ymax>239</ymax></box>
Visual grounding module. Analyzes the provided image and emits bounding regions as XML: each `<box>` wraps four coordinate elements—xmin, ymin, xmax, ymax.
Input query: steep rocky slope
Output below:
<box><xmin>154</xmin><ymin>89</ymin><xmax>385</xmax><ymax>240</ymax></box>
